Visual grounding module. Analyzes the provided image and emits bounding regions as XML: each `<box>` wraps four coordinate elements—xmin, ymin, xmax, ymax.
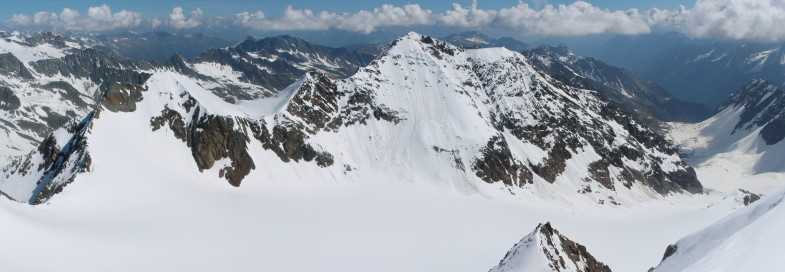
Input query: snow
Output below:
<box><xmin>654</xmin><ymin>188</ymin><xmax>785</xmax><ymax>272</ymax></box>
<box><xmin>0</xmin><ymin>156</ymin><xmax>744</xmax><ymax>272</ymax></box>
<box><xmin>0</xmin><ymin>38</ymin><xmax>67</xmax><ymax>63</ymax></box>
<box><xmin>489</xmin><ymin>224</ymin><xmax>556</xmax><ymax>272</ymax></box>
<box><xmin>746</xmin><ymin>49</ymin><xmax>777</xmax><ymax>63</ymax></box>
<box><xmin>1</xmin><ymin>32</ymin><xmax>783</xmax><ymax>272</ymax></box>
<box><xmin>669</xmin><ymin>105</ymin><xmax>785</xmax><ymax>193</ymax></box>
<box><xmin>690</xmin><ymin>49</ymin><xmax>715</xmax><ymax>63</ymax></box>
<box><xmin>746</xmin><ymin>49</ymin><xmax>778</xmax><ymax>72</ymax></box>
<box><xmin>658</xmin><ymin>90</ymin><xmax>785</xmax><ymax>271</ymax></box>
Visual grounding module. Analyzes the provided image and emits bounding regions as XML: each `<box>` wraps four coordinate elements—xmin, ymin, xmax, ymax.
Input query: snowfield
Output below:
<box><xmin>0</xmin><ymin>166</ymin><xmax>751</xmax><ymax>272</ymax></box>
<box><xmin>654</xmin><ymin>187</ymin><xmax>785</xmax><ymax>272</ymax></box>
<box><xmin>0</xmin><ymin>32</ymin><xmax>784</xmax><ymax>272</ymax></box>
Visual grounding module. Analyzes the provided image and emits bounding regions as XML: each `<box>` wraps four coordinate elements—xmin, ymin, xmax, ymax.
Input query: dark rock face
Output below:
<box><xmin>248</xmin><ymin>72</ymin><xmax>399</xmax><ymax>167</ymax></box>
<box><xmin>0</xmin><ymin>53</ymin><xmax>34</xmax><ymax>79</ymax></box>
<box><xmin>719</xmin><ymin>79</ymin><xmax>785</xmax><ymax>146</ymax></box>
<box><xmin>661</xmin><ymin>244</ymin><xmax>678</xmax><ymax>261</ymax></box>
<box><xmin>0</xmin><ymin>86</ymin><xmax>21</xmax><ymax>110</ymax></box>
<box><xmin>472</xmin><ymin>51</ymin><xmax>702</xmax><ymax>195</ymax></box>
<box><xmin>420</xmin><ymin>35</ymin><xmax>456</xmax><ymax>60</ymax></box>
<box><xmin>23</xmin><ymin>31</ymin><xmax>80</xmax><ymax>49</ymax></box>
<box><xmin>147</xmin><ymin>72</ymin><xmax>404</xmax><ymax>187</ymax></box>
<box><xmin>740</xmin><ymin>189</ymin><xmax>762</xmax><ymax>206</ymax></box>
<box><xmin>539</xmin><ymin>222</ymin><xmax>613</xmax><ymax>272</ymax></box>
<box><xmin>473</xmin><ymin>136</ymin><xmax>533</xmax><ymax>186</ymax></box>
<box><xmin>151</xmin><ymin>106</ymin><xmax>255</xmax><ymax>187</ymax></box>
<box><xmin>150</xmin><ymin>107</ymin><xmax>188</xmax><ymax>140</ymax></box>
<box><xmin>29</xmin><ymin>112</ymin><xmax>94</xmax><ymax>204</ymax></box>
<box><xmin>101</xmin><ymin>83</ymin><xmax>146</xmax><ymax>112</ymax></box>
<box><xmin>286</xmin><ymin>73</ymin><xmax>344</xmax><ymax>132</ymax></box>
<box><xmin>29</xmin><ymin>49</ymin><xmax>152</xmax><ymax>98</ymax></box>
<box><xmin>250</xmin><ymin>121</ymin><xmax>333</xmax><ymax>167</ymax></box>
<box><xmin>189</xmin><ymin>114</ymin><xmax>255</xmax><ymax>187</ymax></box>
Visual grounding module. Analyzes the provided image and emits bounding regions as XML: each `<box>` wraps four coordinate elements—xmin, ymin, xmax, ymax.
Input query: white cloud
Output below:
<box><xmin>337</xmin><ymin>4</ymin><xmax>433</xmax><ymax>33</ymax></box>
<box><xmin>490</xmin><ymin>1</ymin><xmax>651</xmax><ymax>36</ymax></box>
<box><xmin>437</xmin><ymin>0</ymin><xmax>496</xmax><ymax>28</ymax></box>
<box><xmin>235</xmin><ymin>6</ymin><xmax>337</xmax><ymax>31</ymax></box>
<box><xmin>685</xmin><ymin>0</ymin><xmax>785</xmax><ymax>42</ymax></box>
<box><xmin>7</xmin><ymin>1</ymin><xmax>785</xmax><ymax>42</ymax></box>
<box><xmin>168</xmin><ymin>7</ymin><xmax>204</xmax><ymax>29</ymax></box>
<box><xmin>235</xmin><ymin>4</ymin><xmax>433</xmax><ymax>34</ymax></box>
<box><xmin>7</xmin><ymin>5</ymin><xmax>143</xmax><ymax>31</ymax></box>
<box><xmin>9</xmin><ymin>14</ymin><xmax>33</xmax><ymax>26</ymax></box>
<box><xmin>233</xmin><ymin>1</ymin><xmax>651</xmax><ymax>36</ymax></box>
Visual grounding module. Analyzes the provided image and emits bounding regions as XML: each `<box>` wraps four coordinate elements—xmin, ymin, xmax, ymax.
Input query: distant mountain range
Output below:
<box><xmin>524</xmin><ymin>44</ymin><xmax>712</xmax><ymax>125</ymax></box>
<box><xmin>590</xmin><ymin>32</ymin><xmax>785</xmax><ymax>107</ymax></box>
<box><xmin>91</xmin><ymin>31</ymin><xmax>235</xmax><ymax>61</ymax></box>
<box><xmin>442</xmin><ymin>31</ymin><xmax>530</xmax><ymax>52</ymax></box>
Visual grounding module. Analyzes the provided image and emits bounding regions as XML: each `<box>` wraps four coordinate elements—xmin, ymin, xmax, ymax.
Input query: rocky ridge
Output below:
<box><xmin>0</xmin><ymin>33</ymin><xmax>702</xmax><ymax>204</ymax></box>
<box><xmin>489</xmin><ymin>222</ymin><xmax>612</xmax><ymax>272</ymax></box>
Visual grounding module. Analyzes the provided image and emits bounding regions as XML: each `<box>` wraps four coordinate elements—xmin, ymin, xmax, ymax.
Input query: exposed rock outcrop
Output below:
<box><xmin>490</xmin><ymin>222</ymin><xmax>612</xmax><ymax>272</ymax></box>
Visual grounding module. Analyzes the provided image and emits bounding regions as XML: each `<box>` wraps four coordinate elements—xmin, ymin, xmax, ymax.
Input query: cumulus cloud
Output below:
<box><xmin>233</xmin><ymin>1</ymin><xmax>653</xmax><ymax>37</ymax></box>
<box><xmin>235</xmin><ymin>4</ymin><xmax>433</xmax><ymax>33</ymax></box>
<box><xmin>437</xmin><ymin>0</ymin><xmax>496</xmax><ymax>28</ymax></box>
<box><xmin>168</xmin><ymin>7</ymin><xmax>204</xmax><ymax>29</ymax></box>
<box><xmin>490</xmin><ymin>1</ymin><xmax>651</xmax><ymax>36</ymax></box>
<box><xmin>685</xmin><ymin>0</ymin><xmax>785</xmax><ymax>42</ymax></box>
<box><xmin>235</xmin><ymin>7</ymin><xmax>337</xmax><ymax>31</ymax></box>
<box><xmin>7</xmin><ymin>5</ymin><xmax>143</xmax><ymax>31</ymax></box>
<box><xmin>7</xmin><ymin>1</ymin><xmax>785</xmax><ymax>42</ymax></box>
<box><xmin>233</xmin><ymin>0</ymin><xmax>785</xmax><ymax>41</ymax></box>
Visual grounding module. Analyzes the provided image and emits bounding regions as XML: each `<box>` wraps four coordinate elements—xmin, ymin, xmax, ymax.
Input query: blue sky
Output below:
<box><xmin>1</xmin><ymin>0</ymin><xmax>693</xmax><ymax>19</ymax></box>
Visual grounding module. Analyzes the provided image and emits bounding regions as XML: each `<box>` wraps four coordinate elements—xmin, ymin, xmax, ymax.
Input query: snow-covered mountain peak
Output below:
<box><xmin>386</xmin><ymin>31</ymin><xmax>463</xmax><ymax>61</ymax></box>
<box><xmin>489</xmin><ymin>222</ymin><xmax>611</xmax><ymax>272</ymax></box>
<box><xmin>2</xmin><ymin>33</ymin><xmax>702</xmax><ymax>205</ymax></box>
<box><xmin>718</xmin><ymin>79</ymin><xmax>781</xmax><ymax>112</ymax></box>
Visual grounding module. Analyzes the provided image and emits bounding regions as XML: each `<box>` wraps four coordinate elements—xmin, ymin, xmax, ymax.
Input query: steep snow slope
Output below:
<box><xmin>654</xmin><ymin>188</ymin><xmax>785</xmax><ymax>272</ymax></box>
<box><xmin>670</xmin><ymin>79</ymin><xmax>785</xmax><ymax>194</ymax></box>
<box><xmin>489</xmin><ymin>222</ymin><xmax>611</xmax><ymax>272</ymax></box>
<box><xmin>0</xmin><ymin>33</ymin><xmax>728</xmax><ymax>272</ymax></box>
<box><xmin>1</xmin><ymin>32</ymin><xmax>702</xmax><ymax>206</ymax></box>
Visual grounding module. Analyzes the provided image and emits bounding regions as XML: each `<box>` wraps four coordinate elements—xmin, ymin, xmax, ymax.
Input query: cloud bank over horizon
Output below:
<box><xmin>5</xmin><ymin>0</ymin><xmax>785</xmax><ymax>42</ymax></box>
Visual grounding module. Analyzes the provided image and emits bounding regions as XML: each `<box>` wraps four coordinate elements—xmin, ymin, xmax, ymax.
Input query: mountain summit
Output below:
<box><xmin>490</xmin><ymin>222</ymin><xmax>612</xmax><ymax>272</ymax></box>
<box><xmin>1</xmin><ymin>32</ymin><xmax>701</xmax><ymax>205</ymax></box>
